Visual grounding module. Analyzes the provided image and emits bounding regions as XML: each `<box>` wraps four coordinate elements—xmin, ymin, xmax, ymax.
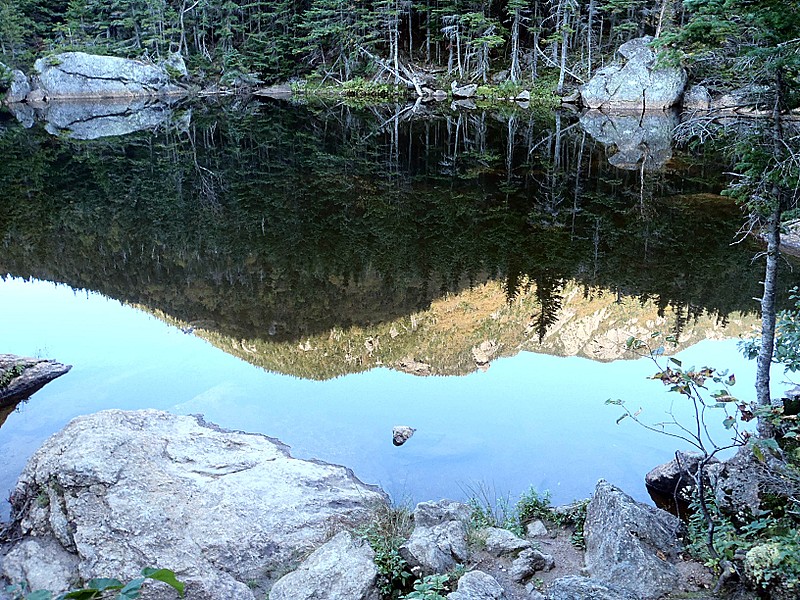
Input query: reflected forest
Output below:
<box><xmin>0</xmin><ymin>100</ymin><xmax>793</xmax><ymax>348</ymax></box>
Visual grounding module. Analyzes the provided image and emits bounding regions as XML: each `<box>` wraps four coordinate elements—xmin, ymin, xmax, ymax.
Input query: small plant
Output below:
<box><xmin>0</xmin><ymin>364</ymin><xmax>28</xmax><ymax>390</ymax></box>
<box><xmin>5</xmin><ymin>568</ymin><xmax>185</xmax><ymax>600</ymax></box>
<box><xmin>401</xmin><ymin>574</ymin><xmax>449</xmax><ymax>600</ymax></box>
<box><xmin>358</xmin><ymin>503</ymin><xmax>413</xmax><ymax>598</ymax></box>
<box><xmin>516</xmin><ymin>487</ymin><xmax>552</xmax><ymax>525</ymax></box>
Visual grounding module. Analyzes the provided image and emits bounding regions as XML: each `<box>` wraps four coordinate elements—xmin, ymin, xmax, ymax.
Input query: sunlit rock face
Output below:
<box><xmin>3</xmin><ymin>410</ymin><xmax>387</xmax><ymax>598</ymax></box>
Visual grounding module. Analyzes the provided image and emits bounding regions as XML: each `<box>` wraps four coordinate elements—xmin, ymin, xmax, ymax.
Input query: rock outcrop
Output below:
<box><xmin>579</xmin><ymin>110</ymin><xmax>678</xmax><ymax>170</ymax></box>
<box><xmin>399</xmin><ymin>500</ymin><xmax>471</xmax><ymax>575</ymax></box>
<box><xmin>268</xmin><ymin>531</ymin><xmax>380</xmax><ymax>600</ymax></box>
<box><xmin>31</xmin><ymin>52</ymin><xmax>182</xmax><ymax>100</ymax></box>
<box><xmin>580</xmin><ymin>37</ymin><xmax>687</xmax><ymax>110</ymax></box>
<box><xmin>1</xmin><ymin>410</ymin><xmax>386</xmax><ymax>599</ymax></box>
<box><xmin>0</xmin><ymin>354</ymin><xmax>72</xmax><ymax>408</ymax></box>
<box><xmin>583</xmin><ymin>480</ymin><xmax>685</xmax><ymax>598</ymax></box>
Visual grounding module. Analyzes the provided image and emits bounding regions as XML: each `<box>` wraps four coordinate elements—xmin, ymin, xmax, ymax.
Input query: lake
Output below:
<box><xmin>0</xmin><ymin>98</ymin><xmax>794</xmax><ymax>520</ymax></box>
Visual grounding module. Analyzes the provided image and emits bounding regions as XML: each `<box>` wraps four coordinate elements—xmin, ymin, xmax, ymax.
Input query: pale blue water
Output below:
<box><xmin>0</xmin><ymin>276</ymin><xmax>773</xmax><ymax>520</ymax></box>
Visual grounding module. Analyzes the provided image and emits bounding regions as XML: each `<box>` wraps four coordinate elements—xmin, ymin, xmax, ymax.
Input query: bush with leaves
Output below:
<box><xmin>357</xmin><ymin>503</ymin><xmax>414</xmax><ymax>598</ymax></box>
<box><xmin>5</xmin><ymin>568</ymin><xmax>185</xmax><ymax>600</ymax></box>
<box><xmin>401</xmin><ymin>574</ymin><xmax>449</xmax><ymax>600</ymax></box>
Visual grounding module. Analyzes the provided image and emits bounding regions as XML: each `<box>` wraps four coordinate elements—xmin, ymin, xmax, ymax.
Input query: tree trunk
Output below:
<box><xmin>510</xmin><ymin>8</ymin><xmax>521</xmax><ymax>83</ymax></box>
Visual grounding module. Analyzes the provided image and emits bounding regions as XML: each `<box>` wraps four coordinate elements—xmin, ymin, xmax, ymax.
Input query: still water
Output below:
<box><xmin>0</xmin><ymin>99</ymin><xmax>794</xmax><ymax>519</ymax></box>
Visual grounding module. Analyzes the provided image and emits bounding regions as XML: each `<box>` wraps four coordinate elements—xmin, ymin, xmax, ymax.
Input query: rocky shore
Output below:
<box><xmin>0</xmin><ymin>409</ymin><xmax>764</xmax><ymax>600</ymax></box>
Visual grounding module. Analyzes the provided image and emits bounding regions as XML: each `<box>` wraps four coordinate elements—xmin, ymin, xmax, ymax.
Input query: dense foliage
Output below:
<box><xmin>0</xmin><ymin>0</ymin><xmax>707</xmax><ymax>86</ymax></box>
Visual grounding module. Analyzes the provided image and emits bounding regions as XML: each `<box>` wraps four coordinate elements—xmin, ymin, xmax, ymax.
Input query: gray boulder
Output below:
<box><xmin>32</xmin><ymin>52</ymin><xmax>182</xmax><ymax>99</ymax></box>
<box><xmin>2</xmin><ymin>409</ymin><xmax>387</xmax><ymax>599</ymax></box>
<box><xmin>546</xmin><ymin>576</ymin><xmax>639</xmax><ymax>600</ymax></box>
<box><xmin>526</xmin><ymin>520</ymin><xmax>548</xmax><ymax>538</ymax></box>
<box><xmin>0</xmin><ymin>354</ymin><xmax>71</xmax><ymax>408</ymax></box>
<box><xmin>447</xmin><ymin>570</ymin><xmax>506</xmax><ymax>600</ymax></box>
<box><xmin>482</xmin><ymin>527</ymin><xmax>531</xmax><ymax>557</ymax></box>
<box><xmin>162</xmin><ymin>53</ymin><xmax>188</xmax><ymax>80</ymax></box>
<box><xmin>510</xmin><ymin>548</ymin><xmax>555</xmax><ymax>583</ymax></box>
<box><xmin>579</xmin><ymin>110</ymin><xmax>678</xmax><ymax>171</ymax></box>
<box><xmin>645</xmin><ymin>451</ymin><xmax>717</xmax><ymax>503</ymax></box>
<box><xmin>268</xmin><ymin>531</ymin><xmax>380</xmax><ymax>600</ymax></box>
<box><xmin>399</xmin><ymin>500</ymin><xmax>471</xmax><ymax>574</ymax></box>
<box><xmin>451</xmin><ymin>82</ymin><xmax>478</xmax><ymax>98</ymax></box>
<box><xmin>580</xmin><ymin>37</ymin><xmax>687</xmax><ymax>110</ymax></box>
<box><xmin>4</xmin><ymin>69</ymin><xmax>31</xmax><ymax>103</ymax></box>
<box><xmin>584</xmin><ymin>480</ymin><xmax>685</xmax><ymax>598</ymax></box>
<box><xmin>683</xmin><ymin>84</ymin><xmax>712</xmax><ymax>111</ymax></box>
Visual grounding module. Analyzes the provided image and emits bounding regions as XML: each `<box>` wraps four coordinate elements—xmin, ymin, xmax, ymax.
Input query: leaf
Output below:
<box><xmin>142</xmin><ymin>569</ymin><xmax>185</xmax><ymax>597</ymax></box>
<box><xmin>26</xmin><ymin>592</ymin><xmax>53</xmax><ymax>600</ymax></box>
<box><xmin>616</xmin><ymin>413</ymin><xmax>629</xmax><ymax>424</ymax></box>
<box><xmin>752</xmin><ymin>444</ymin><xmax>765</xmax><ymax>462</ymax></box>
<box><xmin>722</xmin><ymin>416</ymin><xmax>735</xmax><ymax>429</ymax></box>
<box><xmin>116</xmin><ymin>577</ymin><xmax>144</xmax><ymax>599</ymax></box>
<box><xmin>726</xmin><ymin>374</ymin><xmax>736</xmax><ymax>386</ymax></box>
<box><xmin>60</xmin><ymin>591</ymin><xmax>102</xmax><ymax>600</ymax></box>
<box><xmin>86</xmin><ymin>579</ymin><xmax>123</xmax><ymax>592</ymax></box>
<box><xmin>669</xmin><ymin>357</ymin><xmax>682</xmax><ymax>367</ymax></box>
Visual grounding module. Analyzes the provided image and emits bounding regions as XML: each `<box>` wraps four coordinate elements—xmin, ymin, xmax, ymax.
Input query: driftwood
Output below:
<box><xmin>0</xmin><ymin>354</ymin><xmax>72</xmax><ymax>408</ymax></box>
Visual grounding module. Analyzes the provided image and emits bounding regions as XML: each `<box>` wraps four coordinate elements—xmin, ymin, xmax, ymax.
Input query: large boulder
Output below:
<box><xmin>447</xmin><ymin>570</ymin><xmax>507</xmax><ymax>600</ymax></box>
<box><xmin>3</xmin><ymin>69</ymin><xmax>31</xmax><ymax>104</ymax></box>
<box><xmin>583</xmin><ymin>480</ymin><xmax>685</xmax><ymax>598</ymax></box>
<box><xmin>645</xmin><ymin>451</ymin><xmax>718</xmax><ymax>507</ymax></box>
<box><xmin>579</xmin><ymin>110</ymin><xmax>678</xmax><ymax>171</ymax></box>
<box><xmin>546</xmin><ymin>576</ymin><xmax>639</xmax><ymax>600</ymax></box>
<box><xmin>580</xmin><ymin>37</ymin><xmax>687</xmax><ymax>110</ymax></box>
<box><xmin>481</xmin><ymin>526</ymin><xmax>531</xmax><ymax>557</ymax></box>
<box><xmin>32</xmin><ymin>52</ymin><xmax>182</xmax><ymax>100</ymax></box>
<box><xmin>268</xmin><ymin>531</ymin><xmax>380</xmax><ymax>600</ymax></box>
<box><xmin>1</xmin><ymin>410</ymin><xmax>387</xmax><ymax>599</ymax></box>
<box><xmin>0</xmin><ymin>354</ymin><xmax>71</xmax><ymax>409</ymax></box>
<box><xmin>399</xmin><ymin>500</ymin><xmax>471</xmax><ymax>574</ymax></box>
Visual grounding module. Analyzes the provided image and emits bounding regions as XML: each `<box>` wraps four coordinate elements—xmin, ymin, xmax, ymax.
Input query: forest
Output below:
<box><xmin>0</xmin><ymin>0</ymin><xmax>798</xmax><ymax>105</ymax></box>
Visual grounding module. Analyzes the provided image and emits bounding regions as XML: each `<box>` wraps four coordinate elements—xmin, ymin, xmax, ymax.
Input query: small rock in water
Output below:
<box><xmin>393</xmin><ymin>426</ymin><xmax>416</xmax><ymax>446</ymax></box>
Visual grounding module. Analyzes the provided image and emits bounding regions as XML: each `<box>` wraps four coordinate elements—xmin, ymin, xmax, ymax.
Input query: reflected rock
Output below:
<box><xmin>8</xmin><ymin>102</ymin><xmax>35</xmax><ymax>129</ymax></box>
<box><xmin>451</xmin><ymin>98</ymin><xmax>477</xmax><ymax>111</ymax></box>
<box><xmin>579</xmin><ymin>110</ymin><xmax>678</xmax><ymax>171</ymax></box>
<box><xmin>38</xmin><ymin>98</ymin><xmax>185</xmax><ymax>140</ymax></box>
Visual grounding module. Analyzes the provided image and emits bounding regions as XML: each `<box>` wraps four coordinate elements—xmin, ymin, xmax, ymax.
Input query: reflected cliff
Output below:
<box><xmin>0</xmin><ymin>100</ymin><xmax>792</xmax><ymax>378</ymax></box>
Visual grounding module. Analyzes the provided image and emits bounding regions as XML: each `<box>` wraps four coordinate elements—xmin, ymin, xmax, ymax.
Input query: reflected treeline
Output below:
<box><xmin>0</xmin><ymin>100</ymin><xmax>793</xmax><ymax>347</ymax></box>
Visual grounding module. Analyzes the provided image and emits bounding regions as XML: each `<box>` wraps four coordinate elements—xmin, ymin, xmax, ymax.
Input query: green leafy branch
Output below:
<box><xmin>6</xmin><ymin>568</ymin><xmax>185</xmax><ymax>600</ymax></box>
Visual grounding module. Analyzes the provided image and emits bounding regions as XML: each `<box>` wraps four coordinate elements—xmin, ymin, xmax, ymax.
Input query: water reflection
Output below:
<box><xmin>0</xmin><ymin>100</ymin><xmax>795</xmax><ymax>515</ymax></box>
<box><xmin>0</xmin><ymin>101</ymin><xmax>788</xmax><ymax>372</ymax></box>
<box><xmin>0</xmin><ymin>277</ymin><xmax>768</xmax><ymax>521</ymax></box>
